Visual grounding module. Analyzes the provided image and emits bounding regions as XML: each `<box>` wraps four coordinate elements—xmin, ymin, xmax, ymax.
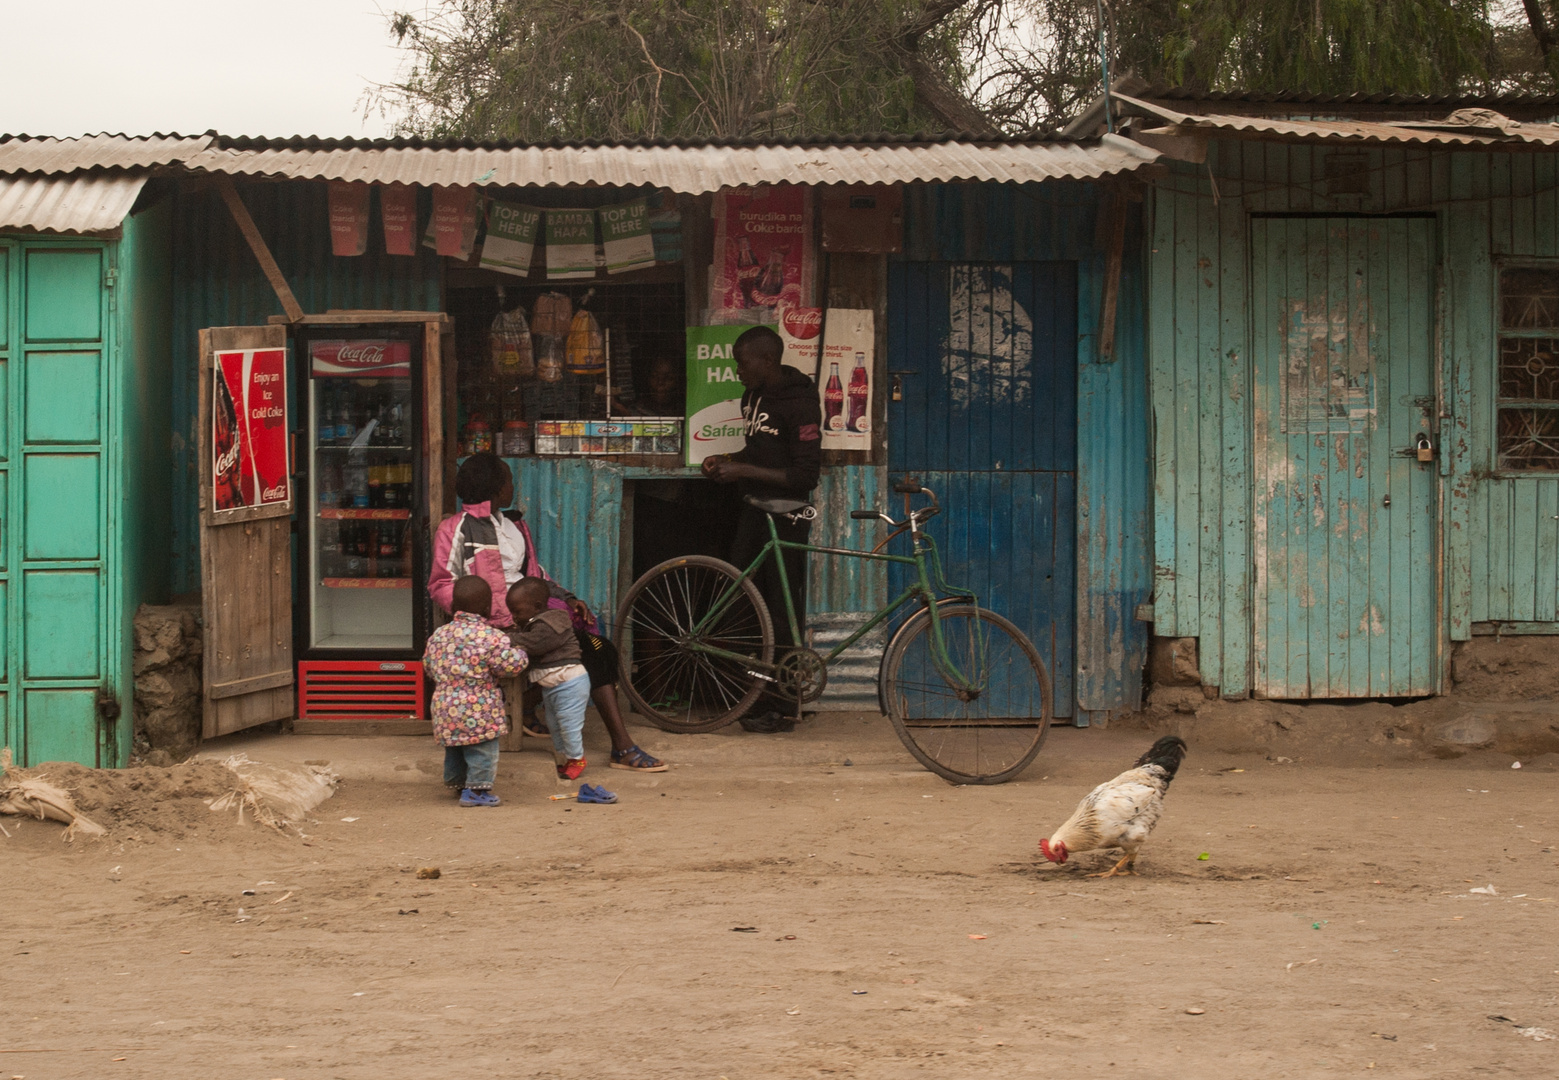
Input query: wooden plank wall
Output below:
<box><xmin>1150</xmin><ymin>141</ymin><xmax>1559</xmax><ymax>693</ymax></box>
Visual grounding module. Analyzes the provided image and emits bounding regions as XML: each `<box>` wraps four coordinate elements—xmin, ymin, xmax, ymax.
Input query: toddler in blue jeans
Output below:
<box><xmin>424</xmin><ymin>576</ymin><xmax>529</xmax><ymax>806</ymax></box>
<box><xmin>506</xmin><ymin>578</ymin><xmax>592</xmax><ymax>781</ymax></box>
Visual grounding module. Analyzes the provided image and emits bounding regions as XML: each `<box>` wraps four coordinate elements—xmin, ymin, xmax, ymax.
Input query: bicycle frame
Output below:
<box><xmin>684</xmin><ymin>511</ymin><xmax>988</xmax><ymax>693</ymax></box>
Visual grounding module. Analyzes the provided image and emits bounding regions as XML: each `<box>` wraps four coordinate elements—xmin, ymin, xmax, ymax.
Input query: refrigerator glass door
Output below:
<box><xmin>307</xmin><ymin>339</ymin><xmax>416</xmax><ymax>650</ymax></box>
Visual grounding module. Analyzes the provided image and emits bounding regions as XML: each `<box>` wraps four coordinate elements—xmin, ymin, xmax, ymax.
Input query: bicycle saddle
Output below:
<box><xmin>743</xmin><ymin>494</ymin><xmax>813</xmax><ymax>516</ymax></box>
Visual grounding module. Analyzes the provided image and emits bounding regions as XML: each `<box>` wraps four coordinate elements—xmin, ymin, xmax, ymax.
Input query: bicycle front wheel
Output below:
<box><xmin>882</xmin><ymin>604</ymin><xmax>1051</xmax><ymax>784</ymax></box>
<box><xmin>615</xmin><ymin>555</ymin><xmax>775</xmax><ymax>734</ymax></box>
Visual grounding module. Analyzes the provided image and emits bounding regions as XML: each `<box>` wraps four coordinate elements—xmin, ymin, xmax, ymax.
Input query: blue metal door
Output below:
<box><xmin>1251</xmin><ymin>217</ymin><xmax>1437</xmax><ymax>697</ymax></box>
<box><xmin>887</xmin><ymin>262</ymin><xmax>1077</xmax><ymax>718</ymax></box>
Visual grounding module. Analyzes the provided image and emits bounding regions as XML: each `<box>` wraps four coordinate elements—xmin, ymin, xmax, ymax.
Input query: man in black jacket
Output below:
<box><xmin>701</xmin><ymin>325</ymin><xmax>822</xmax><ymax>732</ymax></box>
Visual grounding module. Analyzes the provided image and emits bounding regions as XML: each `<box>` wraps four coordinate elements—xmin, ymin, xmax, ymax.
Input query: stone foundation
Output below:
<box><xmin>133</xmin><ymin>603</ymin><xmax>203</xmax><ymax>758</ymax></box>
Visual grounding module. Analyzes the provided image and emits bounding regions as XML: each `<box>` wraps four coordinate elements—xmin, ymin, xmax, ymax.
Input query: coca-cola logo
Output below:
<box><xmin>782</xmin><ymin>307</ymin><xmax>822</xmax><ymax>340</ymax></box>
<box><xmin>214</xmin><ymin>442</ymin><xmax>240</xmax><ymax>476</ymax></box>
<box><xmin>336</xmin><ymin>343</ymin><xmax>387</xmax><ymax>366</ymax></box>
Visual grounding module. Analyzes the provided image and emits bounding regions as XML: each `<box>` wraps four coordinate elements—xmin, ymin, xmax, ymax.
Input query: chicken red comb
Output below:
<box><xmin>1039</xmin><ymin>838</ymin><xmax>1066</xmax><ymax>863</ymax></box>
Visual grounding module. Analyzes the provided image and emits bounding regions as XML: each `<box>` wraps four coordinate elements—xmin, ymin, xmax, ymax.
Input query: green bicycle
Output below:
<box><xmin>614</xmin><ymin>480</ymin><xmax>1053</xmax><ymax>784</ymax></box>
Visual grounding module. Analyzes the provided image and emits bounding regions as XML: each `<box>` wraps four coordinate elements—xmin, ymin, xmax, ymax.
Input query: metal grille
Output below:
<box><xmin>1497</xmin><ymin>268</ymin><xmax>1559</xmax><ymax>471</ymax></box>
<box><xmin>297</xmin><ymin>661</ymin><xmax>426</xmax><ymax>720</ymax></box>
<box><xmin>449</xmin><ymin>281</ymin><xmax>686</xmax><ymax>436</ymax></box>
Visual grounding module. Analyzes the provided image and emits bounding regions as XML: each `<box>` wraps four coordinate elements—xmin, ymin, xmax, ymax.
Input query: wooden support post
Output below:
<box><xmin>214</xmin><ymin>174</ymin><xmax>305</xmax><ymax>323</ymax></box>
<box><xmin>423</xmin><ymin>318</ymin><xmax>446</xmax><ymax>531</ymax></box>
<box><xmin>1097</xmin><ymin>190</ymin><xmax>1129</xmax><ymax>363</ymax></box>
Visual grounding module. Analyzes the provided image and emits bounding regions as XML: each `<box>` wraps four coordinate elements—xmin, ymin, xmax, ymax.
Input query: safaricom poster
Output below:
<box><xmin>685</xmin><ymin>324</ymin><xmax>771</xmax><ymax>466</ymax></box>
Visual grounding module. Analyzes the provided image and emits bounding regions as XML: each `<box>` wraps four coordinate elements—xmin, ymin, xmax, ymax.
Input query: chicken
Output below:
<box><xmin>1039</xmin><ymin>736</ymin><xmax>1188</xmax><ymax>878</ymax></box>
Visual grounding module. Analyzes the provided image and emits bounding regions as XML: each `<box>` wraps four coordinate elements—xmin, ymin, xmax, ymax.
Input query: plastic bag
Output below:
<box><xmin>534</xmin><ymin>334</ymin><xmax>564</xmax><ymax>383</ymax></box>
<box><xmin>566</xmin><ymin>309</ymin><xmax>606</xmax><ymax>375</ymax></box>
<box><xmin>490</xmin><ymin>306</ymin><xmax>534</xmax><ymax>378</ymax></box>
<box><xmin>532</xmin><ymin>291</ymin><xmax>573</xmax><ymax>336</ymax></box>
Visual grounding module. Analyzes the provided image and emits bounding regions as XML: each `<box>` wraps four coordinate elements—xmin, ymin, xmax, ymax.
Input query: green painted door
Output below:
<box><xmin>0</xmin><ymin>239</ymin><xmax>118</xmax><ymax>765</ymax></box>
<box><xmin>1251</xmin><ymin>217</ymin><xmax>1437</xmax><ymax>698</ymax></box>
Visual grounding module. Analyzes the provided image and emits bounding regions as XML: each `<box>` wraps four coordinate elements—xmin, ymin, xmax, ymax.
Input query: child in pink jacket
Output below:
<box><xmin>423</xmin><ymin>575</ymin><xmax>529</xmax><ymax>807</ymax></box>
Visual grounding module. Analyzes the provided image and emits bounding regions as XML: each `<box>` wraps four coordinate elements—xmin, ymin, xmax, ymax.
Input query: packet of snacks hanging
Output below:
<box><xmin>531</xmin><ymin>292</ymin><xmax>572</xmax><ymax>383</ymax></box>
<box><xmin>565</xmin><ymin>309</ymin><xmax>606</xmax><ymax>375</ymax></box>
<box><xmin>490</xmin><ymin>304</ymin><xmax>534</xmax><ymax>378</ymax></box>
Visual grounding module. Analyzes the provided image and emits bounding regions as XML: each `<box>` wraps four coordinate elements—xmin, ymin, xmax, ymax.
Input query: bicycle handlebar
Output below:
<box><xmin>853</xmin><ymin>486</ymin><xmax>941</xmax><ymax>532</ymax></box>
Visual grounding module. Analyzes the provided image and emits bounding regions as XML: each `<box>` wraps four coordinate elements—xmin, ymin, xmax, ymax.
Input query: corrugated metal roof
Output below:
<box><xmin>0</xmin><ymin>172</ymin><xmax>148</xmax><ymax>234</ymax></box>
<box><xmin>0</xmin><ymin>133</ymin><xmax>213</xmax><ymax>174</ymax></box>
<box><xmin>179</xmin><ymin>134</ymin><xmax>1158</xmax><ymax>192</ymax></box>
<box><xmin>1117</xmin><ymin>93</ymin><xmax>1559</xmax><ymax>148</ymax></box>
<box><xmin>1142</xmin><ymin>86</ymin><xmax>1559</xmax><ymax>108</ymax></box>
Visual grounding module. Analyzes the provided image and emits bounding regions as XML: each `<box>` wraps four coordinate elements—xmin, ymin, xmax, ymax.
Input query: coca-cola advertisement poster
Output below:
<box><xmin>779</xmin><ymin>308</ymin><xmax>873</xmax><ymax>450</ymax></box>
<box><xmin>709</xmin><ymin>186</ymin><xmax>813</xmax><ymax>320</ymax></box>
<box><xmin>309</xmin><ymin>339</ymin><xmax>413</xmax><ymax>378</ymax></box>
<box><xmin>212</xmin><ymin>348</ymin><xmax>291</xmax><ymax>514</ymax></box>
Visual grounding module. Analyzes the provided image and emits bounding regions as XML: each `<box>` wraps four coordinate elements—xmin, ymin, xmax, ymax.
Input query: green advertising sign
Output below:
<box><xmin>685</xmin><ymin>324</ymin><xmax>774</xmax><ymax>465</ymax></box>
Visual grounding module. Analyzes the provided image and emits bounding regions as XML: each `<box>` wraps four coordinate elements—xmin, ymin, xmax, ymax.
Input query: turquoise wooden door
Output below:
<box><xmin>0</xmin><ymin>239</ymin><xmax>118</xmax><ymax>765</ymax></box>
<box><xmin>1251</xmin><ymin>217</ymin><xmax>1438</xmax><ymax>698</ymax></box>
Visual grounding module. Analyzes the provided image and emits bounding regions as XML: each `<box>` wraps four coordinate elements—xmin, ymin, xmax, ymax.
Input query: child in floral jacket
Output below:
<box><xmin>424</xmin><ymin>576</ymin><xmax>529</xmax><ymax>807</ymax></box>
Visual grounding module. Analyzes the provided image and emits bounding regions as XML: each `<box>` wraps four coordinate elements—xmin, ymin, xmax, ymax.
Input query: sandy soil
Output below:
<box><xmin>4</xmin><ymin>714</ymin><xmax>1559</xmax><ymax>1079</ymax></box>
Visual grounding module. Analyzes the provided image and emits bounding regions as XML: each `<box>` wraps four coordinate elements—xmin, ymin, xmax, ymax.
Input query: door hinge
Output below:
<box><xmin>104</xmin><ymin>267</ymin><xmax>118</xmax><ymax>288</ymax></box>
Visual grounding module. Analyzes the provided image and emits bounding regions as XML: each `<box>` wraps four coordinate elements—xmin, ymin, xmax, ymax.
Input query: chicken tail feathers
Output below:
<box><xmin>1134</xmin><ymin>735</ymin><xmax>1188</xmax><ymax>780</ymax></box>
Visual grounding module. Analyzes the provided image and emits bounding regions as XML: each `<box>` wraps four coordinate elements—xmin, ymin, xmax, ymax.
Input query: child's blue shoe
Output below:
<box><xmin>460</xmin><ymin>788</ymin><xmax>501</xmax><ymax>807</ymax></box>
<box><xmin>577</xmin><ymin>783</ymin><xmax>617</xmax><ymax>804</ymax></box>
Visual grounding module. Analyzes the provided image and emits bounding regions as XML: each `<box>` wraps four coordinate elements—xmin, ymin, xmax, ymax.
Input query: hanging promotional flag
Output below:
<box><xmin>709</xmin><ymin>185</ymin><xmax>813</xmax><ymax>320</ymax></box>
<box><xmin>380</xmin><ymin>183</ymin><xmax>418</xmax><ymax>256</ymax></box>
<box><xmin>685</xmin><ymin>325</ymin><xmax>767</xmax><ymax>466</ymax></box>
<box><xmin>212</xmin><ymin>348</ymin><xmax>291</xmax><ymax>513</ymax></box>
<box><xmin>545</xmin><ymin>208</ymin><xmax>597</xmax><ymax>279</ymax></box>
<box><xmin>479</xmin><ymin>201</ymin><xmax>542</xmax><ymax>277</ymax></box>
<box><xmin>431</xmin><ymin>185</ymin><xmax>480</xmax><ymax>258</ymax></box>
<box><xmin>598</xmin><ymin>198</ymin><xmax>656</xmax><ymax>274</ymax></box>
<box><xmin>327</xmin><ymin>182</ymin><xmax>370</xmax><ymax>256</ymax></box>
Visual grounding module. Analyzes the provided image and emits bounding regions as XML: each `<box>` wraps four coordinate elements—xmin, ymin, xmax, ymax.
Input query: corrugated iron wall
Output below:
<box><xmin>505</xmin><ymin>457</ymin><xmax>884</xmax><ymax>633</ymax></box>
<box><xmin>898</xmin><ymin>182</ymin><xmax>1151</xmax><ymax>719</ymax></box>
<box><xmin>169</xmin><ymin>182</ymin><xmax>442</xmax><ymax>592</ymax></box>
<box><xmin>1150</xmin><ymin>143</ymin><xmax>1559</xmax><ymax>696</ymax></box>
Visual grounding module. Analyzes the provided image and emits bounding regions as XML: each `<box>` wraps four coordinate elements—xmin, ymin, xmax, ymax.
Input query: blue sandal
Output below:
<box><xmin>610</xmin><ymin>746</ymin><xmax>668</xmax><ymax>772</ymax></box>
<box><xmin>577</xmin><ymin>783</ymin><xmax>618</xmax><ymax>804</ymax></box>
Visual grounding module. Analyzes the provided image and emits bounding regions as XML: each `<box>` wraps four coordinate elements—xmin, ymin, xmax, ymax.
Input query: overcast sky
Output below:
<box><xmin>1</xmin><ymin>0</ymin><xmax>411</xmax><ymax>138</ymax></box>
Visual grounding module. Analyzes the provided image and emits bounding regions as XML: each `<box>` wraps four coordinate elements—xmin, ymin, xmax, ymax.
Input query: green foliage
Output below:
<box><xmin>377</xmin><ymin>0</ymin><xmax>975</xmax><ymax>140</ymax></box>
<box><xmin>1134</xmin><ymin>0</ymin><xmax>1498</xmax><ymax>95</ymax></box>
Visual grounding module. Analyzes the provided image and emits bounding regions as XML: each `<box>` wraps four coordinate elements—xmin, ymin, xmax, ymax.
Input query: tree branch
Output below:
<box><xmin>893</xmin><ymin>0</ymin><xmax>998</xmax><ymax>133</ymax></box>
<box><xmin>1523</xmin><ymin>0</ymin><xmax>1559</xmax><ymax>85</ymax></box>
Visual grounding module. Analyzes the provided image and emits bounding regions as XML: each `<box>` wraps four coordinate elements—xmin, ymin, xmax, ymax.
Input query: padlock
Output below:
<box><xmin>1416</xmin><ymin>433</ymin><xmax>1433</xmax><ymax>463</ymax></box>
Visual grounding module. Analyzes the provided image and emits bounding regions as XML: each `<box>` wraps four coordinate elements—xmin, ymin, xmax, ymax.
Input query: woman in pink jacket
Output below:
<box><xmin>429</xmin><ymin>452</ymin><xmax>666</xmax><ymax>772</ymax></box>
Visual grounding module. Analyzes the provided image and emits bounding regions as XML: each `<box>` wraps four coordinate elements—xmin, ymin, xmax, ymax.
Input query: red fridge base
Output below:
<box><xmin>297</xmin><ymin>660</ymin><xmax>426</xmax><ymax>721</ymax></box>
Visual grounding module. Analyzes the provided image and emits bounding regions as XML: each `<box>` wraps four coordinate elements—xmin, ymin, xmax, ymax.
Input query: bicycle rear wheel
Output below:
<box><xmin>615</xmin><ymin>555</ymin><xmax>774</xmax><ymax>734</ymax></box>
<box><xmin>881</xmin><ymin>604</ymin><xmax>1051</xmax><ymax>784</ymax></box>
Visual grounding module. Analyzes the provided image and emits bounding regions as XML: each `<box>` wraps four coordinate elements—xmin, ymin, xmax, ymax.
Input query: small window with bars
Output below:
<box><xmin>1498</xmin><ymin>267</ymin><xmax>1559</xmax><ymax>471</ymax></box>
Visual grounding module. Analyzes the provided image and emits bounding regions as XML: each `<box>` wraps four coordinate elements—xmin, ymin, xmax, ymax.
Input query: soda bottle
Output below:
<box><xmin>367</xmin><ymin>464</ymin><xmax>384</xmax><ymax>508</ymax></box>
<box><xmin>847</xmin><ymin>351</ymin><xmax>869</xmax><ymax>433</ymax></box>
<box><xmin>378</xmin><ymin>523</ymin><xmax>400</xmax><ymax>577</ymax></box>
<box><xmin>823</xmin><ymin>362</ymin><xmax>845</xmax><ymax>433</ymax></box>
<box><xmin>213</xmin><ymin>371</ymin><xmax>247</xmax><ymax>510</ymax></box>
<box><xmin>735</xmin><ymin>235</ymin><xmax>760</xmax><ymax>307</ymax></box>
<box><xmin>755</xmin><ymin>248</ymin><xmax>786</xmax><ymax>303</ymax></box>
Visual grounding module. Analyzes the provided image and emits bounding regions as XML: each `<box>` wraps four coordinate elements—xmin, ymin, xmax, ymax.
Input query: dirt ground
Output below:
<box><xmin>5</xmin><ymin>711</ymin><xmax>1559</xmax><ymax>1080</ymax></box>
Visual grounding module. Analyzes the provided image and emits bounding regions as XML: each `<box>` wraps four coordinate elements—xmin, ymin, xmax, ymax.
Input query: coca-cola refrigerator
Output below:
<box><xmin>294</xmin><ymin>326</ymin><xmax>430</xmax><ymax>721</ymax></box>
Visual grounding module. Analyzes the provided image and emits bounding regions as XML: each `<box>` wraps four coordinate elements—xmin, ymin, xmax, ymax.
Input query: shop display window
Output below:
<box><xmin>448</xmin><ymin>281</ymin><xmax>686</xmax><ymax>457</ymax></box>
